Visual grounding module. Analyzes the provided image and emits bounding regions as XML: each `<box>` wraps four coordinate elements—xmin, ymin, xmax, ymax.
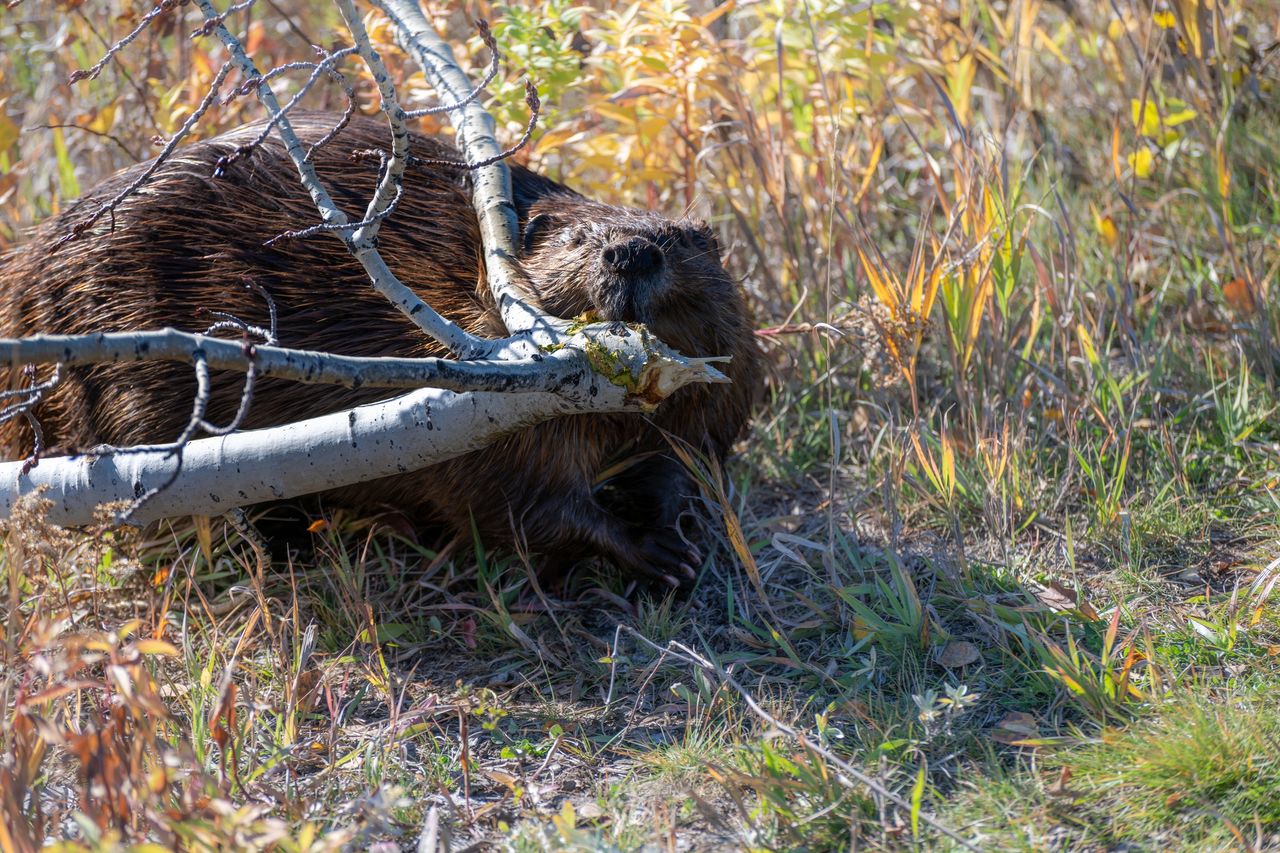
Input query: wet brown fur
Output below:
<box><xmin>0</xmin><ymin>112</ymin><xmax>762</xmax><ymax>582</ymax></box>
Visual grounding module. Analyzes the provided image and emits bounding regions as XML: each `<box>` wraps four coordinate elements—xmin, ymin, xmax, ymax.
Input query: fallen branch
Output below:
<box><xmin>2</xmin><ymin>326</ymin><xmax>725</xmax><ymax>524</ymax></box>
<box><xmin>0</xmin><ymin>328</ymin><xmax>724</xmax><ymax>400</ymax></box>
<box><xmin>376</xmin><ymin>0</ymin><xmax>558</xmax><ymax>348</ymax></box>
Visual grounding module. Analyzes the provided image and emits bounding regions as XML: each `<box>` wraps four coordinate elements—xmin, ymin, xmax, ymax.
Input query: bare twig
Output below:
<box><xmin>109</xmin><ymin>352</ymin><xmax>216</xmax><ymax>524</ymax></box>
<box><xmin>405</xmin><ymin>78</ymin><xmax>540</xmax><ymax>171</ymax></box>
<box><xmin>618</xmin><ymin>627</ymin><xmax>983</xmax><ymax>851</ymax></box>
<box><xmin>20</xmin><ymin>412</ymin><xmax>45</xmax><ymax>476</ymax></box>
<box><xmin>0</xmin><ymin>365</ymin><xmax>62</xmax><ymax>472</ymax></box>
<box><xmin>213</xmin><ymin>46</ymin><xmax>359</xmax><ymax>177</ymax></box>
<box><xmin>223</xmin><ymin>59</ymin><xmax>328</xmax><ymax>102</ymax></box>
<box><xmin>2</xmin><ymin>364</ymin><xmax>60</xmax><ymax>476</ymax></box>
<box><xmin>220</xmin><ymin>52</ymin><xmax>359</xmax><ymax>160</ymax></box>
<box><xmin>31</xmin><ymin>122</ymin><xmax>141</xmax><ymax>161</ymax></box>
<box><xmin>57</xmin><ymin>60</ymin><xmax>235</xmax><ymax>249</ymax></box>
<box><xmin>69</xmin><ymin>1</ymin><xmax>178</xmax><ymax>84</ymax></box>
<box><xmin>303</xmin><ymin>45</ymin><xmax>359</xmax><ymax>161</ymax></box>
<box><xmin>403</xmin><ymin>17</ymin><xmax>501</xmax><ymax>118</ymax></box>
<box><xmin>190</xmin><ymin>0</ymin><xmax>257</xmax><ymax>39</ymax></box>
<box><xmin>194</xmin><ymin>0</ymin><xmax>490</xmax><ymax>358</ymax></box>
<box><xmin>264</xmin><ymin>154</ymin><xmax>405</xmax><ymax>245</ymax></box>
<box><xmin>71</xmin><ymin>8</ymin><xmax>160</xmax><ymax>128</ymax></box>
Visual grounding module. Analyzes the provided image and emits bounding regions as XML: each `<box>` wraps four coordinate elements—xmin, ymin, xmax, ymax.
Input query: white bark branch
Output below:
<box><xmin>376</xmin><ymin>0</ymin><xmax>560</xmax><ymax>346</ymax></box>
<box><xmin>334</xmin><ymin>0</ymin><xmax>408</xmax><ymax>251</ymax></box>
<box><xmin>193</xmin><ymin>0</ymin><xmax>491</xmax><ymax>359</ymax></box>
<box><xmin>7</xmin><ymin>388</ymin><xmax>569</xmax><ymax>525</ymax></box>
<box><xmin>2</xmin><ymin>327</ymin><xmax>725</xmax><ymax>525</ymax></box>
<box><xmin>0</xmin><ymin>327</ymin><xmax>721</xmax><ymax>400</ymax></box>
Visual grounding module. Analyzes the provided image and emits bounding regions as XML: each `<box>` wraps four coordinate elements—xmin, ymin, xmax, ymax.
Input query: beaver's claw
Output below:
<box><xmin>621</xmin><ymin>529</ymin><xmax>701</xmax><ymax>588</ymax></box>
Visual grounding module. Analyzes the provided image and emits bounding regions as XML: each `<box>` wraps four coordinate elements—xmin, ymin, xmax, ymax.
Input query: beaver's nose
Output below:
<box><xmin>602</xmin><ymin>237</ymin><xmax>663</xmax><ymax>278</ymax></box>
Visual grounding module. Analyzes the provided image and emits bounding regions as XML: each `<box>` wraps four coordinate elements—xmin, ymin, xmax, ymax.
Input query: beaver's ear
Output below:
<box><xmin>521</xmin><ymin>212</ymin><xmax>555</xmax><ymax>257</ymax></box>
<box><xmin>689</xmin><ymin>220</ymin><xmax>720</xmax><ymax>257</ymax></box>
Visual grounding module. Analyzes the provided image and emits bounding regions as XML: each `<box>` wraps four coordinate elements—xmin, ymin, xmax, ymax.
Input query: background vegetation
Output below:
<box><xmin>2</xmin><ymin>0</ymin><xmax>1280</xmax><ymax>849</ymax></box>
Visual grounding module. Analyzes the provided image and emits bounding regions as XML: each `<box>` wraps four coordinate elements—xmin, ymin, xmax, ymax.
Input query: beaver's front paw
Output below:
<box><xmin>619</xmin><ymin>529</ymin><xmax>701</xmax><ymax>588</ymax></box>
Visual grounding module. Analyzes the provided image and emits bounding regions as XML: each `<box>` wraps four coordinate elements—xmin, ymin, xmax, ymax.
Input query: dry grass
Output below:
<box><xmin>3</xmin><ymin>0</ymin><xmax>1280</xmax><ymax>849</ymax></box>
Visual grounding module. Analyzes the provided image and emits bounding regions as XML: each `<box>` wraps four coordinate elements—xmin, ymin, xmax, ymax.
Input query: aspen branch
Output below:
<box><xmin>0</xmin><ymin>328</ymin><xmax>725</xmax><ymax>401</ymax></box>
<box><xmin>375</xmin><ymin>0</ymin><xmax>560</xmax><ymax>347</ymax></box>
<box><xmin>1</xmin><ymin>326</ymin><xmax>724</xmax><ymax>525</ymax></box>
<box><xmin>5</xmin><ymin>388</ymin><xmax>578</xmax><ymax>525</ymax></box>
<box><xmin>192</xmin><ymin>0</ymin><xmax>491</xmax><ymax>359</ymax></box>
<box><xmin>333</xmin><ymin>0</ymin><xmax>408</xmax><ymax>251</ymax></box>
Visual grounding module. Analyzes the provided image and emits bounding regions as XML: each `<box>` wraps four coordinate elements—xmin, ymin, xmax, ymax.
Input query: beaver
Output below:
<box><xmin>0</xmin><ymin>112</ymin><xmax>762</xmax><ymax>585</ymax></box>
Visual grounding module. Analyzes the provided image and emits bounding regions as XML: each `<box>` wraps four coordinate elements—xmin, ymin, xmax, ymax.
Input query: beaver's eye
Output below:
<box><xmin>555</xmin><ymin>229</ymin><xmax>585</xmax><ymax>248</ymax></box>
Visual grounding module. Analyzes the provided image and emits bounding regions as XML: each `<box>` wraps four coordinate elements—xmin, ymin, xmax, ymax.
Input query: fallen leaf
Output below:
<box><xmin>937</xmin><ymin>641</ymin><xmax>980</xmax><ymax>668</ymax></box>
<box><xmin>1035</xmin><ymin>581</ymin><xmax>1100</xmax><ymax>619</ymax></box>
<box><xmin>1036</xmin><ymin>581</ymin><xmax>1076</xmax><ymax>610</ymax></box>
<box><xmin>1222</xmin><ymin>278</ymin><xmax>1256</xmax><ymax>314</ymax></box>
<box><xmin>1046</xmin><ymin>766</ymin><xmax>1083</xmax><ymax>799</ymax></box>
<box><xmin>999</xmin><ymin>711</ymin><xmax>1040</xmax><ymax>735</ymax></box>
<box><xmin>991</xmin><ymin>711</ymin><xmax>1040</xmax><ymax>745</ymax></box>
<box><xmin>482</xmin><ymin>768</ymin><xmax>520</xmax><ymax>791</ymax></box>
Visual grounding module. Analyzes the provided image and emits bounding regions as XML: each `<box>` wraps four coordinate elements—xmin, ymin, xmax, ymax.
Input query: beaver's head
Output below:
<box><xmin>517</xmin><ymin>198</ymin><xmax>744</xmax><ymax>359</ymax></box>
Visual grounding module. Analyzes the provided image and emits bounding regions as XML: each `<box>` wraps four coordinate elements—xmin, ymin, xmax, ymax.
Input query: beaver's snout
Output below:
<box><xmin>601</xmin><ymin>236</ymin><xmax>664</xmax><ymax>278</ymax></box>
<box><xmin>594</xmin><ymin>235</ymin><xmax>671</xmax><ymax>322</ymax></box>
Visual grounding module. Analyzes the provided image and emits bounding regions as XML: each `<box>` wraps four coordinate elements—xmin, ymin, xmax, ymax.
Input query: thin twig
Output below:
<box><xmin>190</xmin><ymin>0</ymin><xmax>257</xmax><ymax>39</ymax></box>
<box><xmin>57</xmin><ymin>60</ymin><xmax>235</xmax><ymax>249</ymax></box>
<box><xmin>406</xmin><ymin>79</ymin><xmax>541</xmax><ymax>171</ymax></box>
<box><xmin>31</xmin><ymin>122</ymin><xmax>141</xmax><ymax>161</ymax></box>
<box><xmin>213</xmin><ymin>46</ymin><xmax>359</xmax><ymax>177</ymax></box>
<box><xmin>617</xmin><ymin>626</ymin><xmax>983</xmax><ymax>851</ymax></box>
<box><xmin>69</xmin><ymin>1</ymin><xmax>177</xmax><ymax>84</ymax></box>
<box><xmin>402</xmin><ymin>17</ymin><xmax>501</xmax><ymax>118</ymax></box>
<box><xmin>264</xmin><ymin>159</ymin><xmax>405</xmax><ymax>244</ymax></box>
